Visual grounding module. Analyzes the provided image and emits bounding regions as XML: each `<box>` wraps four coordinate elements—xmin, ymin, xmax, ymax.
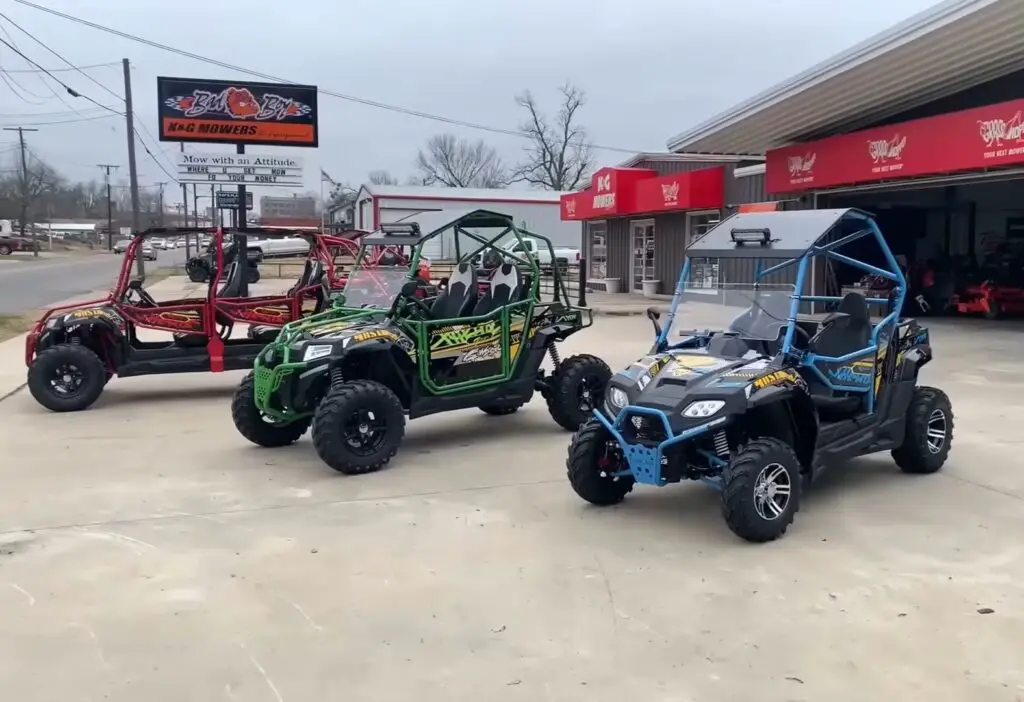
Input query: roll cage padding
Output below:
<box><xmin>473</xmin><ymin>263</ymin><xmax>522</xmax><ymax>316</ymax></box>
<box><xmin>431</xmin><ymin>262</ymin><xmax>478</xmax><ymax>318</ymax></box>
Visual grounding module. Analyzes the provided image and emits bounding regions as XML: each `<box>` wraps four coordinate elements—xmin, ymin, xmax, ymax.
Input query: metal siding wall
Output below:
<box><xmin>654</xmin><ymin>213</ymin><xmax>688</xmax><ymax>288</ymax></box>
<box><xmin>606</xmin><ymin>218</ymin><xmax>631</xmax><ymax>281</ymax></box>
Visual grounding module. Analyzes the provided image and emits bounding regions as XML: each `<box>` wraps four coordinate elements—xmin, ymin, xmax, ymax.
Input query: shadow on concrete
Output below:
<box><xmin>94</xmin><ymin>383</ymin><xmax>238</xmax><ymax>408</ymax></box>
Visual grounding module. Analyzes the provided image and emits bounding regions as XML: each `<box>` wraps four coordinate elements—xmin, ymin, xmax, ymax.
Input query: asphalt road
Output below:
<box><xmin>0</xmin><ymin>247</ymin><xmax>189</xmax><ymax>315</ymax></box>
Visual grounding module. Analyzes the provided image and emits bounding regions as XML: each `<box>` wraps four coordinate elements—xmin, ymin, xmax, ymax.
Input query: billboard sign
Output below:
<box><xmin>215</xmin><ymin>190</ymin><xmax>254</xmax><ymax>210</ymax></box>
<box><xmin>176</xmin><ymin>151</ymin><xmax>304</xmax><ymax>187</ymax></box>
<box><xmin>766</xmin><ymin>97</ymin><xmax>1024</xmax><ymax>193</ymax></box>
<box><xmin>156</xmin><ymin>77</ymin><xmax>318</xmax><ymax>148</ymax></box>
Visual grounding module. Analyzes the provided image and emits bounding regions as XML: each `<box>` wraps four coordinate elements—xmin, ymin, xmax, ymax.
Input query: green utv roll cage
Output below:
<box><xmin>251</xmin><ymin>208</ymin><xmax>588</xmax><ymax>421</ymax></box>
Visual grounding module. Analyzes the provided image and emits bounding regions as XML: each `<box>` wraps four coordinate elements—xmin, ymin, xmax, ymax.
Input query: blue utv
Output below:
<box><xmin>566</xmin><ymin>208</ymin><xmax>954</xmax><ymax>542</ymax></box>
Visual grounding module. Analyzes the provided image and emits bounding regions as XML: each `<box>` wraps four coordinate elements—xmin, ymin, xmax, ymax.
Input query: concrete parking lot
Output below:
<box><xmin>0</xmin><ymin>311</ymin><xmax>1023</xmax><ymax>701</ymax></box>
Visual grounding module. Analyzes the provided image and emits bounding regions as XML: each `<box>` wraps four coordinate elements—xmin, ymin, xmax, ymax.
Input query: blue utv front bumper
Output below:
<box><xmin>592</xmin><ymin>406</ymin><xmax>728</xmax><ymax>487</ymax></box>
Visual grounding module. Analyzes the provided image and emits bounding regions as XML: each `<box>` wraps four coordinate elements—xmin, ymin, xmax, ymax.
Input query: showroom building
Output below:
<box><xmin>575</xmin><ymin>0</ymin><xmax>1024</xmax><ymax>302</ymax></box>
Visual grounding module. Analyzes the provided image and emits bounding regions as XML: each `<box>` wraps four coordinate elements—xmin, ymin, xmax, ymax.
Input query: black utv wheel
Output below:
<box><xmin>985</xmin><ymin>300</ymin><xmax>1001</xmax><ymax>320</ymax></box>
<box><xmin>721</xmin><ymin>438</ymin><xmax>803</xmax><ymax>543</ymax></box>
<box><xmin>312</xmin><ymin>379</ymin><xmax>405</xmax><ymax>475</ymax></box>
<box><xmin>186</xmin><ymin>265</ymin><xmax>209</xmax><ymax>283</ymax></box>
<box><xmin>231</xmin><ymin>372</ymin><xmax>311</xmax><ymax>447</ymax></box>
<box><xmin>546</xmin><ymin>353</ymin><xmax>612</xmax><ymax>432</ymax></box>
<box><xmin>567</xmin><ymin>419</ymin><xmax>634</xmax><ymax>505</ymax></box>
<box><xmin>479</xmin><ymin>398</ymin><xmax>526</xmax><ymax>416</ymax></box>
<box><xmin>892</xmin><ymin>386</ymin><xmax>953</xmax><ymax>474</ymax></box>
<box><xmin>247</xmin><ymin>267</ymin><xmax>261</xmax><ymax>284</ymax></box>
<box><xmin>27</xmin><ymin>344</ymin><xmax>107</xmax><ymax>412</ymax></box>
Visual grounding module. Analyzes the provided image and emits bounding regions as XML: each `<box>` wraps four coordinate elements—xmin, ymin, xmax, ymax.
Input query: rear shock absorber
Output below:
<box><xmin>548</xmin><ymin>343</ymin><xmax>562</xmax><ymax>368</ymax></box>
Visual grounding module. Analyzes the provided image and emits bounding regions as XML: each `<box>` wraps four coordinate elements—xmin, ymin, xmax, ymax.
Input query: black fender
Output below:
<box><xmin>36</xmin><ymin>315</ymin><xmax>127</xmax><ymax>369</ymax></box>
<box><xmin>743</xmin><ymin>385</ymin><xmax>819</xmax><ymax>473</ymax></box>
<box><xmin>293</xmin><ymin>339</ymin><xmax>416</xmax><ymax>410</ymax></box>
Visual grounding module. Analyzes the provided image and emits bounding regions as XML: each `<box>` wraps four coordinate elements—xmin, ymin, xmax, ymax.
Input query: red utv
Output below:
<box><xmin>24</xmin><ymin>226</ymin><xmax>355</xmax><ymax>412</ymax></box>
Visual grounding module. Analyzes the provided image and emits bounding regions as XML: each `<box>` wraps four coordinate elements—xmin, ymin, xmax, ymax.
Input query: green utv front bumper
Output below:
<box><xmin>252</xmin><ymin>306</ymin><xmax>381</xmax><ymax>422</ymax></box>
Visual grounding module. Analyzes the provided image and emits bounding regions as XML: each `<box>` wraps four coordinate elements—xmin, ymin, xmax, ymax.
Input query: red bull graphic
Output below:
<box><xmin>157</xmin><ymin>77</ymin><xmax>318</xmax><ymax>147</ymax></box>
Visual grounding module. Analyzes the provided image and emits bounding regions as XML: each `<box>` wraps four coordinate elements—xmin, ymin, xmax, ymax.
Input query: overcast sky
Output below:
<box><xmin>0</xmin><ymin>0</ymin><xmax>942</xmax><ymax>207</ymax></box>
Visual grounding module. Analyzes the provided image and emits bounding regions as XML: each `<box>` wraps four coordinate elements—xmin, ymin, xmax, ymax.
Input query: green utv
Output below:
<box><xmin>231</xmin><ymin>209</ymin><xmax>611</xmax><ymax>474</ymax></box>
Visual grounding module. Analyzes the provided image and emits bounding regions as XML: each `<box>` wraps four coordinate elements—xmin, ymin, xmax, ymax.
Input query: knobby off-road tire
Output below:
<box><xmin>0</xmin><ymin>243</ymin><xmax>12</xmax><ymax>256</ymax></box>
<box><xmin>247</xmin><ymin>267</ymin><xmax>261</xmax><ymax>284</ymax></box>
<box><xmin>478</xmin><ymin>398</ymin><xmax>527</xmax><ymax>416</ymax></box>
<box><xmin>231</xmin><ymin>372</ymin><xmax>311</xmax><ymax>447</ymax></box>
<box><xmin>892</xmin><ymin>386</ymin><xmax>953</xmax><ymax>474</ymax></box>
<box><xmin>546</xmin><ymin>353</ymin><xmax>612</xmax><ymax>432</ymax></box>
<box><xmin>721</xmin><ymin>437</ymin><xmax>803</xmax><ymax>543</ymax></box>
<box><xmin>567</xmin><ymin>418</ymin><xmax>634</xmax><ymax>506</ymax></box>
<box><xmin>27</xmin><ymin>343</ymin><xmax>107</xmax><ymax>412</ymax></box>
<box><xmin>186</xmin><ymin>266</ymin><xmax>209</xmax><ymax>283</ymax></box>
<box><xmin>312</xmin><ymin>379</ymin><xmax>405</xmax><ymax>475</ymax></box>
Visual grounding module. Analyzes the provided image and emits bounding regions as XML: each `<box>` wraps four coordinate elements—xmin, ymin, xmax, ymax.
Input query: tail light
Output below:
<box><xmin>575</xmin><ymin>252</ymin><xmax>581</xmax><ymax>262</ymax></box>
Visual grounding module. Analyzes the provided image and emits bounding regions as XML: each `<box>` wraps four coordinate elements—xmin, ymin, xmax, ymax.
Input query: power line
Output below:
<box><xmin>0</xmin><ymin>105</ymin><xmax>116</xmax><ymax>118</ymax></box>
<box><xmin>0</xmin><ymin>60</ymin><xmax>118</xmax><ymax>73</ymax></box>
<box><xmin>9</xmin><ymin>0</ymin><xmax>650</xmax><ymax>155</ymax></box>
<box><xmin>0</xmin><ymin>111</ymin><xmax>121</xmax><ymax>127</ymax></box>
<box><xmin>0</xmin><ymin>13</ymin><xmax>122</xmax><ymax>101</ymax></box>
<box><xmin>0</xmin><ymin>13</ymin><xmax>177</xmax><ymax>179</ymax></box>
<box><xmin>0</xmin><ymin>33</ymin><xmax>176</xmax><ymax>183</ymax></box>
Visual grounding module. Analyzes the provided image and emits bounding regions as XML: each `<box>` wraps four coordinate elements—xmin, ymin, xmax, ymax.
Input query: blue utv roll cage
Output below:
<box><xmin>594</xmin><ymin>208</ymin><xmax>907</xmax><ymax>487</ymax></box>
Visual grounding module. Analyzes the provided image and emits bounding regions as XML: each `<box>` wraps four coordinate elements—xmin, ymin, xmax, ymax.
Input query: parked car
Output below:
<box><xmin>502</xmin><ymin>236</ymin><xmax>580</xmax><ymax>268</ymax></box>
<box><xmin>150</xmin><ymin>238</ymin><xmax>169</xmax><ymax>250</ymax></box>
<box><xmin>141</xmin><ymin>243</ymin><xmax>158</xmax><ymax>261</ymax></box>
<box><xmin>248</xmin><ymin>235</ymin><xmax>310</xmax><ymax>259</ymax></box>
<box><xmin>0</xmin><ymin>236</ymin><xmax>40</xmax><ymax>255</ymax></box>
<box><xmin>112</xmin><ymin>239</ymin><xmax>132</xmax><ymax>254</ymax></box>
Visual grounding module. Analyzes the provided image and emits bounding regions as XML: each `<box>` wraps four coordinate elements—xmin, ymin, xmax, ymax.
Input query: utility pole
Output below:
<box><xmin>122</xmin><ymin>57</ymin><xmax>143</xmax><ymax>277</ymax></box>
<box><xmin>180</xmin><ymin>143</ymin><xmax>191</xmax><ymax>258</ymax></box>
<box><xmin>97</xmin><ymin>164</ymin><xmax>119</xmax><ymax>251</ymax></box>
<box><xmin>155</xmin><ymin>182</ymin><xmax>167</xmax><ymax>226</ymax></box>
<box><xmin>3</xmin><ymin>126</ymin><xmax>40</xmax><ymax>257</ymax></box>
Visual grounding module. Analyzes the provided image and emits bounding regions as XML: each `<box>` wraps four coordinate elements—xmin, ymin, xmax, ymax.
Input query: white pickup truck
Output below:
<box><xmin>496</xmin><ymin>236</ymin><xmax>581</xmax><ymax>269</ymax></box>
<box><xmin>247</xmin><ymin>235</ymin><xmax>310</xmax><ymax>259</ymax></box>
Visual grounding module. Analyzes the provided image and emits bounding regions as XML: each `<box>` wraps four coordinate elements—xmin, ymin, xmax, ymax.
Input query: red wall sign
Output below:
<box><xmin>560</xmin><ymin>166</ymin><xmax>725</xmax><ymax>221</ymax></box>
<box><xmin>766</xmin><ymin>97</ymin><xmax>1024</xmax><ymax>194</ymax></box>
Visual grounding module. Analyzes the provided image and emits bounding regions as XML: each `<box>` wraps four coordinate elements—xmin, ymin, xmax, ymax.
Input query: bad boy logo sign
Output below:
<box><xmin>786</xmin><ymin>152</ymin><xmax>816</xmax><ymax>185</ymax></box>
<box><xmin>867</xmin><ymin>134</ymin><xmax>906</xmax><ymax>174</ymax></box>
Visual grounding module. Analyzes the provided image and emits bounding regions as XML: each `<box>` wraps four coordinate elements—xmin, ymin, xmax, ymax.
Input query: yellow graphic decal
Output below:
<box><xmin>670</xmin><ymin>354</ymin><xmax>721</xmax><ymax>368</ymax></box>
<box><xmin>353</xmin><ymin>329</ymin><xmax>398</xmax><ymax>342</ymax></box>
<box><xmin>752</xmin><ymin>369</ymin><xmax>799</xmax><ymax>390</ymax></box>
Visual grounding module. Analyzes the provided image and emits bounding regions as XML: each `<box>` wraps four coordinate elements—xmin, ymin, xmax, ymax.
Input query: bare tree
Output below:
<box><xmin>0</xmin><ymin>152</ymin><xmax>62</xmax><ymax>235</ymax></box>
<box><xmin>513</xmin><ymin>84</ymin><xmax>594</xmax><ymax>191</ymax></box>
<box><xmin>415</xmin><ymin>134</ymin><xmax>509</xmax><ymax>188</ymax></box>
<box><xmin>368</xmin><ymin>170</ymin><xmax>398</xmax><ymax>186</ymax></box>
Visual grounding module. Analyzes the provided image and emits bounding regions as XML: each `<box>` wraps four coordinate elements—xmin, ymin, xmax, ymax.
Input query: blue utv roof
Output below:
<box><xmin>687</xmin><ymin>208</ymin><xmax>875</xmax><ymax>258</ymax></box>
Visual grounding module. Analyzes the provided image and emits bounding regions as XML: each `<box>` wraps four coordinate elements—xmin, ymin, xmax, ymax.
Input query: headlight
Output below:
<box><xmin>607</xmin><ymin>387</ymin><xmax>628</xmax><ymax>409</ymax></box>
<box><xmin>303</xmin><ymin>344</ymin><xmax>333</xmax><ymax>361</ymax></box>
<box><xmin>682</xmin><ymin>400</ymin><xmax>725</xmax><ymax>418</ymax></box>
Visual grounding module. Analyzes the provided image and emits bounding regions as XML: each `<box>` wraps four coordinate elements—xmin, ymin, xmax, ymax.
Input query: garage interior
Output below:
<box><xmin>815</xmin><ymin>177</ymin><xmax>1024</xmax><ymax>317</ymax></box>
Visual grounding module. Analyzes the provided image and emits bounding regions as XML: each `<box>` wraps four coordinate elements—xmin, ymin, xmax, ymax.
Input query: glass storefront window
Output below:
<box><xmin>587</xmin><ymin>221</ymin><xmax>607</xmax><ymax>279</ymax></box>
<box><xmin>687</xmin><ymin>211</ymin><xmax>720</xmax><ymax>291</ymax></box>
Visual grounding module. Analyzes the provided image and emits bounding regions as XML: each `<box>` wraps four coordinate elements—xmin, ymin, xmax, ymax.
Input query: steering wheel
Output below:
<box><xmin>388</xmin><ymin>282</ymin><xmax>433</xmax><ymax>320</ymax></box>
<box><xmin>124</xmin><ymin>279</ymin><xmax>158</xmax><ymax>307</ymax></box>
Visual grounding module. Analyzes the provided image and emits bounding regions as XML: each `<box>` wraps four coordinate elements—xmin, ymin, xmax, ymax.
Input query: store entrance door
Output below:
<box><xmin>630</xmin><ymin>220</ymin><xmax>655</xmax><ymax>292</ymax></box>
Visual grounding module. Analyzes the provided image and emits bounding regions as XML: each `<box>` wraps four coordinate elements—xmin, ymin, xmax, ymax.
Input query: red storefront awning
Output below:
<box><xmin>766</xmin><ymin>98</ymin><xmax>1024</xmax><ymax>194</ymax></box>
<box><xmin>560</xmin><ymin>165</ymin><xmax>725</xmax><ymax>221</ymax></box>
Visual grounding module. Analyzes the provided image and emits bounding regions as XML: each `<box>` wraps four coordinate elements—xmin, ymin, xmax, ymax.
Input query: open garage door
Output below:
<box><xmin>817</xmin><ymin>178</ymin><xmax>1024</xmax><ymax>320</ymax></box>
